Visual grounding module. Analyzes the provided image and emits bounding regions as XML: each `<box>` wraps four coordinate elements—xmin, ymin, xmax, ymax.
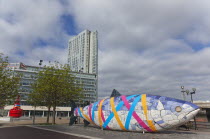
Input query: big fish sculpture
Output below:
<box><xmin>70</xmin><ymin>90</ymin><xmax>200</xmax><ymax>132</ymax></box>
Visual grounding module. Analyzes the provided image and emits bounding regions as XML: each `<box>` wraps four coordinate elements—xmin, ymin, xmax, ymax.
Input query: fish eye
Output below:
<box><xmin>175</xmin><ymin>106</ymin><xmax>182</xmax><ymax>112</ymax></box>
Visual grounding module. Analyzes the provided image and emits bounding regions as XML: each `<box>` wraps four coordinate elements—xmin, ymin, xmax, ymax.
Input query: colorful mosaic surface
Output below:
<box><xmin>74</xmin><ymin>94</ymin><xmax>200</xmax><ymax>132</ymax></box>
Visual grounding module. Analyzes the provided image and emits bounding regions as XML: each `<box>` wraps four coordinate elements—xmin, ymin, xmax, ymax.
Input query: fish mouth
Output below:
<box><xmin>155</xmin><ymin>108</ymin><xmax>200</xmax><ymax>129</ymax></box>
<box><xmin>186</xmin><ymin>108</ymin><xmax>200</xmax><ymax>118</ymax></box>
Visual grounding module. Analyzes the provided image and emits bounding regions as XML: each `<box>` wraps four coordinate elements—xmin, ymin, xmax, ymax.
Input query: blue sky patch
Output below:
<box><xmin>190</xmin><ymin>42</ymin><xmax>210</xmax><ymax>51</ymax></box>
<box><xmin>60</xmin><ymin>14</ymin><xmax>77</xmax><ymax>35</ymax></box>
<box><xmin>34</xmin><ymin>39</ymin><xmax>48</xmax><ymax>46</ymax></box>
<box><xmin>15</xmin><ymin>51</ymin><xmax>24</xmax><ymax>56</ymax></box>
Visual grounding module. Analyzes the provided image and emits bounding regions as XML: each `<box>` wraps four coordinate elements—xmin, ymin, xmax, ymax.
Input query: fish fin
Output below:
<box><xmin>69</xmin><ymin>116</ymin><xmax>77</xmax><ymax>126</ymax></box>
<box><xmin>110</xmin><ymin>89</ymin><xmax>121</xmax><ymax>97</ymax></box>
<box><xmin>84</xmin><ymin>119</ymin><xmax>90</xmax><ymax>127</ymax></box>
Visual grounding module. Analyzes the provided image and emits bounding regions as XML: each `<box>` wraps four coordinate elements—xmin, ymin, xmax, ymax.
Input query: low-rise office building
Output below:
<box><xmin>3</xmin><ymin>62</ymin><xmax>97</xmax><ymax>117</ymax></box>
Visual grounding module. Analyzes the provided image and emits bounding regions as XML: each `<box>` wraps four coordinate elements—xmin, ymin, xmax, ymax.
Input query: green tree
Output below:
<box><xmin>29</xmin><ymin>71</ymin><xmax>53</xmax><ymax>124</ymax></box>
<box><xmin>29</xmin><ymin>63</ymin><xmax>83</xmax><ymax>124</ymax></box>
<box><xmin>0</xmin><ymin>53</ymin><xmax>20</xmax><ymax>107</ymax></box>
<box><xmin>27</xmin><ymin>89</ymin><xmax>42</xmax><ymax>124</ymax></box>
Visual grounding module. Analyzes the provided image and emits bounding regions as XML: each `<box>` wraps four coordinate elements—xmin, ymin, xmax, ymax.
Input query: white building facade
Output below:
<box><xmin>68</xmin><ymin>30</ymin><xmax>98</xmax><ymax>74</ymax></box>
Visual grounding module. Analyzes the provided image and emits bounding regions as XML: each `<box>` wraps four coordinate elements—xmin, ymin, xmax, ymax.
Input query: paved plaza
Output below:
<box><xmin>1</xmin><ymin>117</ymin><xmax>210</xmax><ymax>139</ymax></box>
<box><xmin>0</xmin><ymin>126</ymin><xmax>92</xmax><ymax>139</ymax></box>
<box><xmin>33</xmin><ymin>124</ymin><xmax>210</xmax><ymax>139</ymax></box>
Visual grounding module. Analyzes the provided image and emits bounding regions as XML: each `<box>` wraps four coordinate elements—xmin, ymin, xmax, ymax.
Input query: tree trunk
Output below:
<box><xmin>52</xmin><ymin>106</ymin><xmax>56</xmax><ymax>124</ymax></box>
<box><xmin>33</xmin><ymin>106</ymin><xmax>36</xmax><ymax>125</ymax></box>
<box><xmin>46</xmin><ymin>106</ymin><xmax>50</xmax><ymax>123</ymax></box>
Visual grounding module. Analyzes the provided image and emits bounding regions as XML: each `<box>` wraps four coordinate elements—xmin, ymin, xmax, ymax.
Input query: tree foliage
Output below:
<box><xmin>0</xmin><ymin>53</ymin><xmax>20</xmax><ymax>107</ymax></box>
<box><xmin>28</xmin><ymin>63</ymin><xmax>83</xmax><ymax>124</ymax></box>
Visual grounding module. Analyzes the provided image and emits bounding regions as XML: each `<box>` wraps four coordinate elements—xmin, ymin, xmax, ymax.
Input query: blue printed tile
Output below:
<box><xmin>159</xmin><ymin>96</ymin><xmax>166</xmax><ymax>102</ymax></box>
<box><xmin>164</xmin><ymin>105</ymin><xmax>171</xmax><ymax>110</ymax></box>
<box><xmin>148</xmin><ymin>106</ymin><xmax>152</xmax><ymax>110</ymax></box>
<box><xmin>121</xmin><ymin>105</ymin><xmax>128</xmax><ymax>111</ymax></box>
<box><xmin>151</xmin><ymin>106</ymin><xmax>157</xmax><ymax>110</ymax></box>
<box><xmin>157</xmin><ymin>120</ymin><xmax>164</xmax><ymax>124</ymax></box>
<box><xmin>131</xmin><ymin>124</ymin><xmax>136</xmax><ymax>130</ymax></box>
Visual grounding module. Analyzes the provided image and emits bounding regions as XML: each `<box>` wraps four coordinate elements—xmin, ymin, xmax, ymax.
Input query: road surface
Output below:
<box><xmin>0</xmin><ymin>126</ymin><xmax>95</xmax><ymax>139</ymax></box>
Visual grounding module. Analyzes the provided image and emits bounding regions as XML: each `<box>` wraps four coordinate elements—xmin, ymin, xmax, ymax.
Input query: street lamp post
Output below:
<box><xmin>181</xmin><ymin>86</ymin><xmax>197</xmax><ymax>130</ymax></box>
<box><xmin>33</xmin><ymin>60</ymin><xmax>43</xmax><ymax>124</ymax></box>
<box><xmin>190</xmin><ymin>88</ymin><xmax>196</xmax><ymax>103</ymax></box>
<box><xmin>181</xmin><ymin>86</ymin><xmax>189</xmax><ymax>101</ymax></box>
<box><xmin>189</xmin><ymin>88</ymin><xmax>197</xmax><ymax>130</ymax></box>
<box><xmin>77</xmin><ymin>67</ymin><xmax>83</xmax><ymax>124</ymax></box>
<box><xmin>79</xmin><ymin>67</ymin><xmax>83</xmax><ymax>103</ymax></box>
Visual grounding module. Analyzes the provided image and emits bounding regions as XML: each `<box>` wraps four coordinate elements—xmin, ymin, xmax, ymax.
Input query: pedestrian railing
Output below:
<box><xmin>193</xmin><ymin>122</ymin><xmax>210</xmax><ymax>129</ymax></box>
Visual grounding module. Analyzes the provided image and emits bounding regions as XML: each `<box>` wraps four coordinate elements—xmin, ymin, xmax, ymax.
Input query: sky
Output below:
<box><xmin>1</xmin><ymin>0</ymin><xmax>210</xmax><ymax>101</ymax></box>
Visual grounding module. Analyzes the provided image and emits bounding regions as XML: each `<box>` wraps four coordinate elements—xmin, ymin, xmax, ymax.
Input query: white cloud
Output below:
<box><xmin>0</xmin><ymin>0</ymin><xmax>68</xmax><ymax>63</ymax></box>
<box><xmin>12</xmin><ymin>46</ymin><xmax>68</xmax><ymax>66</ymax></box>
<box><xmin>69</xmin><ymin>0</ymin><xmax>210</xmax><ymax>100</ymax></box>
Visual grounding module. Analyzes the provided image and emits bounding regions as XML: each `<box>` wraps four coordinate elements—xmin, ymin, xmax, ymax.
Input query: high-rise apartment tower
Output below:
<box><xmin>68</xmin><ymin>30</ymin><xmax>98</xmax><ymax>74</ymax></box>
